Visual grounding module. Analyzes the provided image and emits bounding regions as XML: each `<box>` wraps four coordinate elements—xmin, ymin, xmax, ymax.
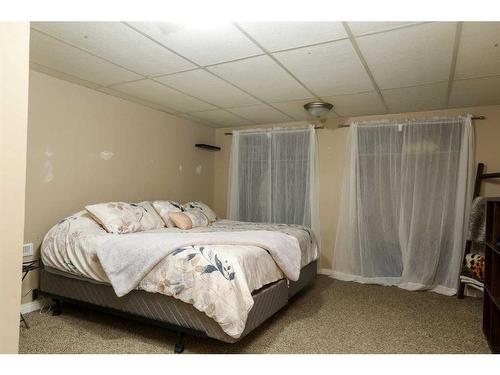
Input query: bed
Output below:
<box><xmin>39</xmin><ymin>210</ymin><xmax>318</xmax><ymax>352</ymax></box>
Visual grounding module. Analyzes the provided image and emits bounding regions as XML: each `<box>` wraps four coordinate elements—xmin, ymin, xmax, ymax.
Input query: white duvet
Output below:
<box><xmin>41</xmin><ymin>211</ymin><xmax>318</xmax><ymax>338</ymax></box>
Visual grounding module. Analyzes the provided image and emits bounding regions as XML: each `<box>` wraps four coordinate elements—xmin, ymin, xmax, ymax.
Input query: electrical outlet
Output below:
<box><xmin>22</xmin><ymin>243</ymin><xmax>33</xmax><ymax>257</ymax></box>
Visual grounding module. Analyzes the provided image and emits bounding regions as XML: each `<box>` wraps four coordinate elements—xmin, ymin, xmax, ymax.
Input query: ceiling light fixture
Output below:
<box><xmin>304</xmin><ymin>101</ymin><xmax>334</xmax><ymax>122</ymax></box>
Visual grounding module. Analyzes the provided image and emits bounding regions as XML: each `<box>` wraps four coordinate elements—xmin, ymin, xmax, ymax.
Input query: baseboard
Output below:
<box><xmin>318</xmin><ymin>268</ymin><xmax>331</xmax><ymax>276</ymax></box>
<box><xmin>20</xmin><ymin>297</ymin><xmax>52</xmax><ymax>314</ymax></box>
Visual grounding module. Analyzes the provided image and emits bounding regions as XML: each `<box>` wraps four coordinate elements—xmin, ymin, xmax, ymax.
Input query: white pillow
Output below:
<box><xmin>152</xmin><ymin>200</ymin><xmax>185</xmax><ymax>228</ymax></box>
<box><xmin>85</xmin><ymin>202</ymin><xmax>145</xmax><ymax>234</ymax></box>
<box><xmin>182</xmin><ymin>201</ymin><xmax>217</xmax><ymax>223</ymax></box>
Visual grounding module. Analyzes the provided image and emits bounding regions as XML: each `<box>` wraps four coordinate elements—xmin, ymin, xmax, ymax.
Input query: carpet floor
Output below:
<box><xmin>19</xmin><ymin>276</ymin><xmax>490</xmax><ymax>354</ymax></box>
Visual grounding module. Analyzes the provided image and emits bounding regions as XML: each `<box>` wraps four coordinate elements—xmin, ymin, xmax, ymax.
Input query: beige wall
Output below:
<box><xmin>0</xmin><ymin>22</ymin><xmax>30</xmax><ymax>353</ymax></box>
<box><xmin>23</xmin><ymin>71</ymin><xmax>216</xmax><ymax>303</ymax></box>
<box><xmin>214</xmin><ymin>105</ymin><xmax>500</xmax><ymax>270</ymax></box>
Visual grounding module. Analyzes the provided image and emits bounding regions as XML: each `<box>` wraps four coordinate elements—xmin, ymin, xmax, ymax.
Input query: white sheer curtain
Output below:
<box><xmin>333</xmin><ymin>116</ymin><xmax>474</xmax><ymax>295</ymax></box>
<box><xmin>228</xmin><ymin>125</ymin><xmax>320</xmax><ymax>246</ymax></box>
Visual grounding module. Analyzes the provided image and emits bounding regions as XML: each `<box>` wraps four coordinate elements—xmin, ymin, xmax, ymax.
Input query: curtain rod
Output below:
<box><xmin>338</xmin><ymin>115</ymin><xmax>486</xmax><ymax>128</ymax></box>
<box><xmin>224</xmin><ymin>115</ymin><xmax>486</xmax><ymax>134</ymax></box>
<box><xmin>224</xmin><ymin>125</ymin><xmax>324</xmax><ymax>136</ymax></box>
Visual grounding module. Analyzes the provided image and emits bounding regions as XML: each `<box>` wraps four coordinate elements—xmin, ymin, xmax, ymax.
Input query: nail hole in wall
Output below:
<box><xmin>100</xmin><ymin>151</ymin><xmax>114</xmax><ymax>160</ymax></box>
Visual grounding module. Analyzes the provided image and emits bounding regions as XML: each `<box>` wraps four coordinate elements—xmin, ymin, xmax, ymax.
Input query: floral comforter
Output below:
<box><xmin>41</xmin><ymin>212</ymin><xmax>318</xmax><ymax>338</ymax></box>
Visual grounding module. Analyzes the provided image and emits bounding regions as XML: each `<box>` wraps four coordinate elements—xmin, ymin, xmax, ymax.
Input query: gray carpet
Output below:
<box><xmin>19</xmin><ymin>276</ymin><xmax>490</xmax><ymax>354</ymax></box>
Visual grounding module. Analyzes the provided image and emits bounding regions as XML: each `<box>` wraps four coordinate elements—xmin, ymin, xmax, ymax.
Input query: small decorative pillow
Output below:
<box><xmin>152</xmin><ymin>200</ymin><xmax>185</xmax><ymax>228</ymax></box>
<box><xmin>465</xmin><ymin>253</ymin><xmax>485</xmax><ymax>282</ymax></box>
<box><xmin>135</xmin><ymin>201</ymin><xmax>165</xmax><ymax>231</ymax></box>
<box><xmin>182</xmin><ymin>201</ymin><xmax>217</xmax><ymax>223</ymax></box>
<box><xmin>86</xmin><ymin>202</ymin><xmax>147</xmax><ymax>234</ymax></box>
<box><xmin>169</xmin><ymin>209</ymin><xmax>209</xmax><ymax>230</ymax></box>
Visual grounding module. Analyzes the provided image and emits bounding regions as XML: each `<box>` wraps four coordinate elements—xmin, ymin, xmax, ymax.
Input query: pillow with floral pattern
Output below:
<box><xmin>182</xmin><ymin>201</ymin><xmax>217</xmax><ymax>223</ymax></box>
<box><xmin>85</xmin><ymin>202</ymin><xmax>162</xmax><ymax>234</ymax></box>
<box><xmin>152</xmin><ymin>200</ymin><xmax>185</xmax><ymax>228</ymax></box>
<box><xmin>136</xmin><ymin>201</ymin><xmax>165</xmax><ymax>231</ymax></box>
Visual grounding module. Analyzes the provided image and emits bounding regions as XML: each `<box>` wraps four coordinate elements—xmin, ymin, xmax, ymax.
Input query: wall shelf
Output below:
<box><xmin>195</xmin><ymin>144</ymin><xmax>221</xmax><ymax>151</ymax></box>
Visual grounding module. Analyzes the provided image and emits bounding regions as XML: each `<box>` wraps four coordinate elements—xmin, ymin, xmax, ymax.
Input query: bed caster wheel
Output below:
<box><xmin>174</xmin><ymin>342</ymin><xmax>184</xmax><ymax>354</ymax></box>
<box><xmin>174</xmin><ymin>332</ymin><xmax>185</xmax><ymax>354</ymax></box>
<box><xmin>52</xmin><ymin>300</ymin><xmax>62</xmax><ymax>316</ymax></box>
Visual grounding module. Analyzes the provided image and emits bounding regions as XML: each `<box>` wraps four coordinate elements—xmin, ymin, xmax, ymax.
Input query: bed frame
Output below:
<box><xmin>39</xmin><ymin>260</ymin><xmax>317</xmax><ymax>353</ymax></box>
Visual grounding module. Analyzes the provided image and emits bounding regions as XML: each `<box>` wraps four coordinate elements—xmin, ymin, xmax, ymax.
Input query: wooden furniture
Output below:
<box><xmin>483</xmin><ymin>198</ymin><xmax>500</xmax><ymax>353</ymax></box>
<box><xmin>458</xmin><ymin>163</ymin><xmax>500</xmax><ymax>299</ymax></box>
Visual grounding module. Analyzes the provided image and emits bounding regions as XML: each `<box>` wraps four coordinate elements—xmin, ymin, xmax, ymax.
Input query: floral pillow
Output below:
<box><xmin>152</xmin><ymin>200</ymin><xmax>185</xmax><ymax>228</ymax></box>
<box><xmin>169</xmin><ymin>209</ymin><xmax>210</xmax><ymax>230</ymax></box>
<box><xmin>182</xmin><ymin>201</ymin><xmax>217</xmax><ymax>223</ymax></box>
<box><xmin>85</xmin><ymin>201</ymin><xmax>164</xmax><ymax>234</ymax></box>
<box><xmin>136</xmin><ymin>201</ymin><xmax>165</xmax><ymax>231</ymax></box>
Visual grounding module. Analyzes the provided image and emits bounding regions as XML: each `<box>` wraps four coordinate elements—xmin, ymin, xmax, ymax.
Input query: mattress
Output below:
<box><xmin>40</xmin><ymin>211</ymin><xmax>318</xmax><ymax>339</ymax></box>
<box><xmin>42</xmin><ymin>213</ymin><xmax>317</xmax><ymax>290</ymax></box>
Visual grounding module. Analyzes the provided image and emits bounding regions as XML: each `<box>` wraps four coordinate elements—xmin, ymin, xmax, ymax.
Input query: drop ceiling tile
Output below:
<box><xmin>112</xmin><ymin>79</ymin><xmax>216</xmax><ymax>113</ymax></box>
<box><xmin>31</xmin><ymin>22</ymin><xmax>195</xmax><ymax>76</ymax></box>
<box><xmin>323</xmin><ymin>91</ymin><xmax>386</xmax><ymax>117</ymax></box>
<box><xmin>227</xmin><ymin>104</ymin><xmax>293</xmax><ymax>124</ymax></box>
<box><xmin>30</xmin><ymin>62</ymin><xmax>102</xmax><ymax>90</ymax></box>
<box><xmin>176</xmin><ymin>113</ymin><xmax>216</xmax><ymax>127</ymax></box>
<box><xmin>449</xmin><ymin>76</ymin><xmax>500</xmax><ymax>108</ymax></box>
<box><xmin>97</xmin><ymin>87</ymin><xmax>179</xmax><ymax>114</ymax></box>
<box><xmin>273</xmin><ymin>39</ymin><xmax>373</xmax><ymax>97</ymax></box>
<box><xmin>455</xmin><ymin>22</ymin><xmax>500</xmax><ymax>79</ymax></box>
<box><xmin>208</xmin><ymin>55</ymin><xmax>312</xmax><ymax>102</ymax></box>
<box><xmin>191</xmin><ymin>109</ymin><xmax>253</xmax><ymax>127</ymax></box>
<box><xmin>155</xmin><ymin>69</ymin><xmax>260</xmax><ymax>107</ymax></box>
<box><xmin>238</xmin><ymin>22</ymin><xmax>347</xmax><ymax>52</ymax></box>
<box><xmin>356</xmin><ymin>22</ymin><xmax>456</xmax><ymax>89</ymax></box>
<box><xmin>271</xmin><ymin>98</ymin><xmax>324</xmax><ymax>121</ymax></box>
<box><xmin>348</xmin><ymin>22</ymin><xmax>421</xmax><ymax>36</ymax></box>
<box><xmin>128</xmin><ymin>22</ymin><xmax>263</xmax><ymax>66</ymax></box>
<box><xmin>30</xmin><ymin>30</ymin><xmax>141</xmax><ymax>86</ymax></box>
<box><xmin>382</xmin><ymin>82</ymin><xmax>448</xmax><ymax>113</ymax></box>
